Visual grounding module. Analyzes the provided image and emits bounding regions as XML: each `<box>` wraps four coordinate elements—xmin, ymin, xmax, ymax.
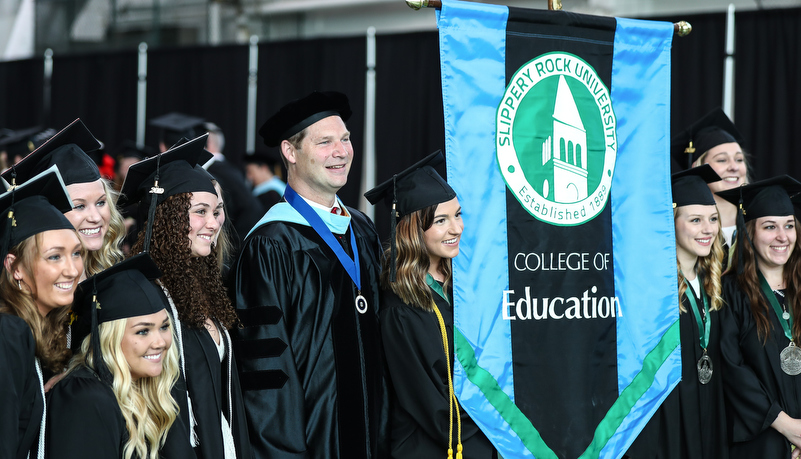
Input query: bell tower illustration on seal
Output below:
<box><xmin>540</xmin><ymin>75</ymin><xmax>588</xmax><ymax>203</ymax></box>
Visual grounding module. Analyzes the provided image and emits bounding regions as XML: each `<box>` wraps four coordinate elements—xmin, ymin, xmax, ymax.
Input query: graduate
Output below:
<box><xmin>673</xmin><ymin>108</ymin><xmax>750</xmax><ymax>269</ymax></box>
<box><xmin>627</xmin><ymin>165</ymin><xmax>729</xmax><ymax>458</ymax></box>
<box><xmin>0</xmin><ymin>168</ymin><xmax>81</xmax><ymax>459</ymax></box>
<box><xmin>229</xmin><ymin>91</ymin><xmax>387</xmax><ymax>458</ymax></box>
<box><xmin>120</xmin><ymin>135</ymin><xmax>251</xmax><ymax>459</ymax></box>
<box><xmin>716</xmin><ymin>176</ymin><xmax>801</xmax><ymax>458</ymax></box>
<box><xmin>149</xmin><ymin>112</ymin><xmax>262</xmax><ymax>243</ymax></box>
<box><xmin>365</xmin><ymin>151</ymin><xmax>496</xmax><ymax>459</ymax></box>
<box><xmin>2</xmin><ymin>119</ymin><xmax>126</xmax><ymax>279</ymax></box>
<box><xmin>46</xmin><ymin>254</ymin><xmax>182</xmax><ymax>459</ymax></box>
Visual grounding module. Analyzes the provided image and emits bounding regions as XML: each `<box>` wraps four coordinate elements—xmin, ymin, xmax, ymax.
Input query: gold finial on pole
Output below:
<box><xmin>548</xmin><ymin>0</ymin><xmax>562</xmax><ymax>10</ymax></box>
<box><xmin>406</xmin><ymin>0</ymin><xmax>441</xmax><ymax>10</ymax></box>
<box><xmin>674</xmin><ymin>21</ymin><xmax>692</xmax><ymax>37</ymax></box>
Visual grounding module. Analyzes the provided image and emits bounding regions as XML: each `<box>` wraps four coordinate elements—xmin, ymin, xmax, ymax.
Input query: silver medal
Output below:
<box><xmin>784</xmin><ymin>311</ymin><xmax>791</xmax><ymax>321</ymax></box>
<box><xmin>355</xmin><ymin>294</ymin><xmax>368</xmax><ymax>314</ymax></box>
<box><xmin>697</xmin><ymin>353</ymin><xmax>713</xmax><ymax>385</ymax></box>
<box><xmin>780</xmin><ymin>342</ymin><xmax>801</xmax><ymax>375</ymax></box>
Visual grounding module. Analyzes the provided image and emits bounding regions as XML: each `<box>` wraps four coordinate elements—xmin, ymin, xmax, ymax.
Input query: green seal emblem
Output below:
<box><xmin>496</xmin><ymin>52</ymin><xmax>617</xmax><ymax>226</ymax></box>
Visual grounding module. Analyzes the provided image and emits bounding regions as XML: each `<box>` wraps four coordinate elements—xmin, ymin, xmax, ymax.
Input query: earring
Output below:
<box><xmin>17</xmin><ymin>279</ymin><xmax>22</xmax><ymax>290</ymax></box>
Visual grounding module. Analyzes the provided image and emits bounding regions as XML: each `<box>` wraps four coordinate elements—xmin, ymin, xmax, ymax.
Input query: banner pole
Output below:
<box><xmin>405</xmin><ymin>0</ymin><xmax>693</xmax><ymax>36</ymax></box>
<box><xmin>359</xmin><ymin>26</ymin><xmax>377</xmax><ymax>218</ymax></box>
<box><xmin>722</xmin><ymin>4</ymin><xmax>736</xmax><ymax>121</ymax></box>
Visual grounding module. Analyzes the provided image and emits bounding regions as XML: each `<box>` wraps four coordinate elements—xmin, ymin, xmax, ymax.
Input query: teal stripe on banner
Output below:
<box><xmin>608</xmin><ymin>16</ymin><xmax>679</xmax><ymax>457</ymax></box>
<box><xmin>437</xmin><ymin>0</ymin><xmax>525</xmax><ymax>456</ymax></box>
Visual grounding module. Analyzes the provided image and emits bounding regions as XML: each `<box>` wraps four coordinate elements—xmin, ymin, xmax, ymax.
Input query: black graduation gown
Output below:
<box><xmin>626</xmin><ymin>288</ymin><xmax>728</xmax><ymax>459</ymax></box>
<box><xmin>228</xmin><ymin>208</ymin><xmax>389</xmax><ymax>459</ymax></box>
<box><xmin>720</xmin><ymin>274</ymin><xmax>801</xmax><ymax>458</ymax></box>
<box><xmin>0</xmin><ymin>314</ymin><xmax>43</xmax><ymax>459</ymax></box>
<box><xmin>380</xmin><ymin>285</ymin><xmax>496</xmax><ymax>459</ymax></box>
<box><xmin>46</xmin><ymin>366</ymin><xmax>128</xmax><ymax>458</ymax></box>
<box><xmin>160</xmin><ymin>370</ymin><xmax>198</xmax><ymax>459</ymax></box>
<box><xmin>255</xmin><ymin>189</ymin><xmax>282</xmax><ymax>213</ymax></box>
<box><xmin>173</xmin><ymin>318</ymin><xmax>253</xmax><ymax>459</ymax></box>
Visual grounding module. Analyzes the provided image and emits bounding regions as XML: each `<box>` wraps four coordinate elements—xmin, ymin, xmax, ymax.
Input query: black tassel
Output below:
<box><xmin>142</xmin><ymin>154</ymin><xmax>164</xmax><ymax>253</ymax></box>
<box><xmin>389</xmin><ymin>175</ymin><xmax>398</xmax><ymax>282</ymax></box>
<box><xmin>142</xmin><ymin>192</ymin><xmax>159</xmax><ymax>253</ymax></box>
<box><xmin>1</xmin><ymin>175</ymin><xmax>17</xmax><ymax>260</ymax></box>
<box><xmin>1</xmin><ymin>208</ymin><xmax>13</xmax><ymax>261</ymax></box>
<box><xmin>90</xmin><ymin>280</ymin><xmax>113</xmax><ymax>385</ymax></box>
<box><xmin>736</xmin><ymin>191</ymin><xmax>751</xmax><ymax>276</ymax></box>
<box><xmin>684</xmin><ymin>140</ymin><xmax>696</xmax><ymax>170</ymax></box>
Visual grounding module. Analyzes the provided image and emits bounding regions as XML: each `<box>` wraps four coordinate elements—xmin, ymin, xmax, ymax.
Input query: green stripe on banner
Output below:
<box><xmin>455</xmin><ymin>319</ymin><xmax>680</xmax><ymax>458</ymax></box>
<box><xmin>579</xmin><ymin>320</ymin><xmax>679</xmax><ymax>458</ymax></box>
<box><xmin>454</xmin><ymin>329</ymin><xmax>558</xmax><ymax>459</ymax></box>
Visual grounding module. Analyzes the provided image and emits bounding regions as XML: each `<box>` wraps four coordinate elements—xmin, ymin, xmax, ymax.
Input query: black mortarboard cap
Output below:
<box><xmin>365</xmin><ymin>150</ymin><xmax>455</xmax><ymax>217</ymax></box>
<box><xmin>0</xmin><ymin>126</ymin><xmax>43</xmax><ymax>160</ymax></box>
<box><xmin>364</xmin><ymin>151</ymin><xmax>456</xmax><ymax>281</ymax></box>
<box><xmin>716</xmin><ymin>176</ymin><xmax>801</xmax><ymax>274</ymax></box>
<box><xmin>1</xmin><ymin>119</ymin><xmax>101</xmax><ymax>187</ymax></box>
<box><xmin>672</xmin><ymin>108</ymin><xmax>743</xmax><ymax>171</ymax></box>
<box><xmin>671</xmin><ymin>164</ymin><xmax>721</xmax><ymax>208</ymax></box>
<box><xmin>72</xmin><ymin>253</ymin><xmax>166</xmax><ymax>384</ymax></box>
<box><xmin>259</xmin><ymin>91</ymin><xmax>352</xmax><ymax>147</ymax></box>
<box><xmin>716</xmin><ymin>176</ymin><xmax>801</xmax><ymax>223</ymax></box>
<box><xmin>119</xmin><ymin>134</ymin><xmax>217</xmax><ymax>207</ymax></box>
<box><xmin>149</xmin><ymin>113</ymin><xmax>205</xmax><ymax>148</ymax></box>
<box><xmin>0</xmin><ymin>166</ymin><xmax>74</xmax><ymax>260</ymax></box>
<box><xmin>119</xmin><ymin>134</ymin><xmax>216</xmax><ymax>253</ymax></box>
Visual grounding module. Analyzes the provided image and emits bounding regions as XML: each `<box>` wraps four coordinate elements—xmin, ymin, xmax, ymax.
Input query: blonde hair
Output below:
<box><xmin>0</xmin><ymin>231</ymin><xmax>83</xmax><ymax>372</ymax></box>
<box><xmin>674</xmin><ymin>206</ymin><xmax>725</xmax><ymax>312</ymax></box>
<box><xmin>82</xmin><ymin>179</ymin><xmax>126</xmax><ymax>276</ymax></box>
<box><xmin>380</xmin><ymin>204</ymin><xmax>452</xmax><ymax>311</ymax></box>
<box><xmin>68</xmin><ymin>315</ymin><xmax>179</xmax><ymax>459</ymax></box>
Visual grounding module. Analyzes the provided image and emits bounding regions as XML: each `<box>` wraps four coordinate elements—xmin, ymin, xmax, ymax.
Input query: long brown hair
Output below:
<box><xmin>129</xmin><ymin>193</ymin><xmax>238</xmax><ymax>330</ymax></box>
<box><xmin>380</xmin><ymin>204</ymin><xmax>452</xmax><ymax>311</ymax></box>
<box><xmin>730</xmin><ymin>218</ymin><xmax>801</xmax><ymax>342</ymax></box>
<box><xmin>0</xmin><ymin>232</ymin><xmax>82</xmax><ymax>372</ymax></box>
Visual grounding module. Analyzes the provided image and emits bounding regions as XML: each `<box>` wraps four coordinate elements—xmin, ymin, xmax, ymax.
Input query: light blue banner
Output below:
<box><xmin>439</xmin><ymin>1</ymin><xmax>679</xmax><ymax>458</ymax></box>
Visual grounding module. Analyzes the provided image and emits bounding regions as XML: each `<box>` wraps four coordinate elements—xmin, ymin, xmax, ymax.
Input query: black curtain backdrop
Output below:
<box><xmin>373</xmin><ymin>31</ymin><xmax>445</xmax><ymax>240</ymax></box>
<box><xmin>2</xmin><ymin>8</ymin><xmax>800</xmax><ymax>241</ymax></box>
<box><xmin>49</xmin><ymin>50</ymin><xmax>139</xmax><ymax>150</ymax></box>
<box><xmin>0</xmin><ymin>58</ymin><xmax>43</xmax><ymax>128</ymax></box>
<box><xmin>731</xmin><ymin>8</ymin><xmax>801</xmax><ymax>181</ymax></box>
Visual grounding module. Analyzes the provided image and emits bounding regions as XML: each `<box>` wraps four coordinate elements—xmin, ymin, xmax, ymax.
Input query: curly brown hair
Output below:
<box><xmin>1</xmin><ymin>233</ymin><xmax>76</xmax><ymax>372</ymax></box>
<box><xmin>129</xmin><ymin>192</ymin><xmax>238</xmax><ymax>330</ymax></box>
<box><xmin>730</xmin><ymin>218</ymin><xmax>801</xmax><ymax>343</ymax></box>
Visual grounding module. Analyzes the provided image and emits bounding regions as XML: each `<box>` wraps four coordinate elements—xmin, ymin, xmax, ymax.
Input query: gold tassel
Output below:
<box><xmin>433</xmin><ymin>300</ymin><xmax>463</xmax><ymax>459</ymax></box>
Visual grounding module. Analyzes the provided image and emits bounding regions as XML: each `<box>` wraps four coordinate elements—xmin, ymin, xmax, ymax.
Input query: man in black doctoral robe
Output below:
<box><xmin>228</xmin><ymin>91</ymin><xmax>388</xmax><ymax>459</ymax></box>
